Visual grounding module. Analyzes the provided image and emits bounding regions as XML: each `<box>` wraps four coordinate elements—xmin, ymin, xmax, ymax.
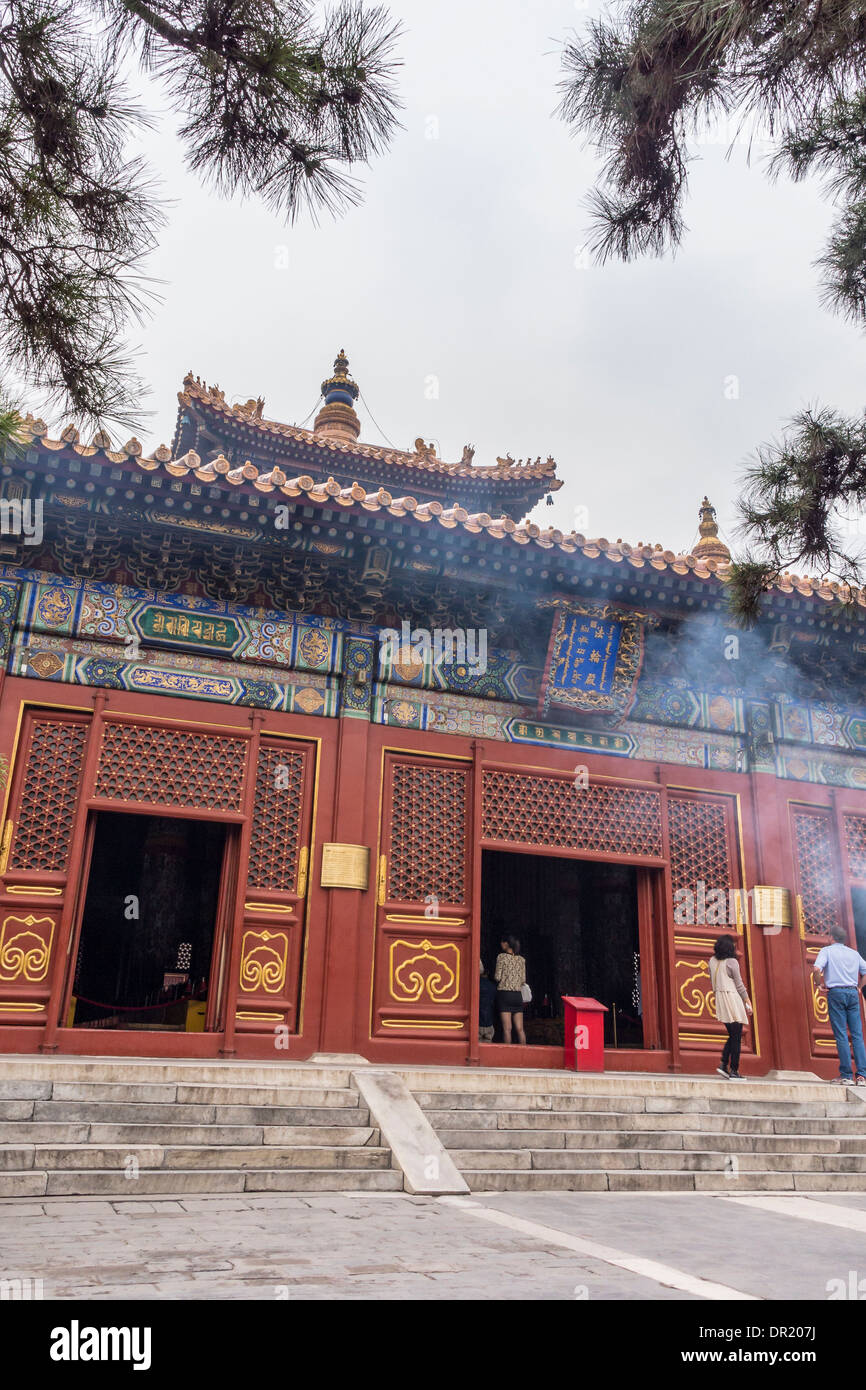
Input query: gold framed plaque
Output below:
<box><xmin>320</xmin><ymin>843</ymin><xmax>370</xmax><ymax>890</ymax></box>
<box><xmin>753</xmin><ymin>886</ymin><xmax>792</xmax><ymax>928</ymax></box>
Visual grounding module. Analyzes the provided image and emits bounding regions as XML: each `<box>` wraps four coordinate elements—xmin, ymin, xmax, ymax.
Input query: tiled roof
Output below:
<box><xmin>15</xmin><ymin>417</ymin><xmax>865</xmax><ymax>609</ymax></box>
<box><xmin>179</xmin><ymin>375</ymin><xmax>563</xmax><ymax>487</ymax></box>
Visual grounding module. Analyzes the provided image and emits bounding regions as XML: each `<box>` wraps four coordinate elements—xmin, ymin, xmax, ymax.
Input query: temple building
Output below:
<box><xmin>0</xmin><ymin>351</ymin><xmax>863</xmax><ymax>1075</ymax></box>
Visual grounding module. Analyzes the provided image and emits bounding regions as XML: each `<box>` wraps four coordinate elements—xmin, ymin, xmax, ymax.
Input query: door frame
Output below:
<box><xmin>0</xmin><ymin>689</ymin><xmax>330</xmax><ymax>1058</ymax></box>
<box><xmin>476</xmin><ymin>844</ymin><xmax>664</xmax><ymax>1053</ymax></box>
<box><xmin>57</xmin><ymin>806</ymin><xmax>239</xmax><ymax>1038</ymax></box>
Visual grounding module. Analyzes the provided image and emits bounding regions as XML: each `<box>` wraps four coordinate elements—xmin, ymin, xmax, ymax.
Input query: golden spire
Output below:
<box><xmin>692</xmin><ymin>496</ymin><xmax>731</xmax><ymax>562</ymax></box>
<box><xmin>313</xmin><ymin>349</ymin><xmax>361</xmax><ymax>442</ymax></box>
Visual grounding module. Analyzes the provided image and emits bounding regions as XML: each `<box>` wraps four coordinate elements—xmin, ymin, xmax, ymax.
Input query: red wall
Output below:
<box><xmin>0</xmin><ymin>676</ymin><xmax>863</xmax><ymax>1076</ymax></box>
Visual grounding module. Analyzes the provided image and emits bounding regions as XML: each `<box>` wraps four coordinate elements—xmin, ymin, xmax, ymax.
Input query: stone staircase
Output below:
<box><xmin>6</xmin><ymin>1058</ymin><xmax>866</xmax><ymax>1197</ymax></box>
<box><xmin>0</xmin><ymin>1061</ymin><xmax>403</xmax><ymax>1197</ymax></box>
<box><xmin>409</xmin><ymin>1074</ymin><xmax>866</xmax><ymax>1192</ymax></box>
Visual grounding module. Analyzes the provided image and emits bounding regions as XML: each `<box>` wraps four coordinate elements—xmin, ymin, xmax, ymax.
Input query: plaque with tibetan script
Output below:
<box><xmin>138</xmin><ymin>605</ymin><xmax>240</xmax><ymax>652</ymax></box>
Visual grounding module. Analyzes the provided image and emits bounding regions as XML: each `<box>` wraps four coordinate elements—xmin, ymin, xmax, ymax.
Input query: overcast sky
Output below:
<box><xmin>119</xmin><ymin>0</ymin><xmax>864</xmax><ymax>562</ymax></box>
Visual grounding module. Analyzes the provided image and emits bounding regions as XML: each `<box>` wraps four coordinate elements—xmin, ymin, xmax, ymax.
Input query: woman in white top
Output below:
<box><xmin>708</xmin><ymin>934</ymin><xmax>752</xmax><ymax>1079</ymax></box>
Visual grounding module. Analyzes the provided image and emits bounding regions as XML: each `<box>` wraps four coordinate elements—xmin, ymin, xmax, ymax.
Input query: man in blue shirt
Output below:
<box><xmin>813</xmin><ymin>924</ymin><xmax>866</xmax><ymax>1084</ymax></box>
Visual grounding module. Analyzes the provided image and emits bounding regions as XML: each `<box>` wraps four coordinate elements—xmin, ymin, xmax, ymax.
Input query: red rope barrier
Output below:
<box><xmin>73</xmin><ymin>994</ymin><xmax>196</xmax><ymax>1013</ymax></box>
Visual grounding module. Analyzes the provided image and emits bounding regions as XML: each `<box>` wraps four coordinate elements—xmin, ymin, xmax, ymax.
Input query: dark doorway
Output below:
<box><xmin>69</xmin><ymin>812</ymin><xmax>228</xmax><ymax>1031</ymax></box>
<box><xmin>481</xmin><ymin>849</ymin><xmax>643</xmax><ymax>1048</ymax></box>
<box><xmin>852</xmin><ymin>887</ymin><xmax>866</xmax><ymax>959</ymax></box>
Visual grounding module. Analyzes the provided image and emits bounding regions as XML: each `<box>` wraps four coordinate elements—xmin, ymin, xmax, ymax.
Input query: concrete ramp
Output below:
<box><xmin>352</xmin><ymin>1070</ymin><xmax>468</xmax><ymax>1195</ymax></box>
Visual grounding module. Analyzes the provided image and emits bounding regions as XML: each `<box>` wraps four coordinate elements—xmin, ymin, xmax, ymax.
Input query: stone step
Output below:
<box><xmin>0</xmin><ymin>1102</ymin><xmax>37</xmax><ymax>1121</ymax></box>
<box><xmin>415</xmin><ymin>1091</ymin><xmax>648</xmax><ymax>1114</ymax></box>
<box><xmin>0</xmin><ymin>1144</ymin><xmax>163</xmax><ymax>1171</ymax></box>
<box><xmin>0</xmin><ymin>1082</ymin><xmax>54</xmax><ymax>1101</ymax></box>
<box><xmin>34</xmin><ymin>1082</ymin><xmax>362</xmax><ymax>1108</ymax></box>
<box><xmin>0</xmin><ymin>1123</ymin><xmax>92</xmax><ymax>1145</ymax></box>
<box><xmin>0</xmin><ymin>1058</ymin><xmax>355</xmax><ymax>1088</ymax></box>
<box><xmin>174</xmin><ymin>1085</ymin><xmax>360</xmax><ymax>1108</ymax></box>
<box><xmin>241</xmin><ymin>1169</ymin><xmax>404</xmax><ymax>1193</ymax></box>
<box><xmin>0</xmin><ymin>1143</ymin><xmax>394</xmax><ymax>1171</ymax></box>
<box><xmin>82</xmin><ymin>1123</ymin><xmax>380</xmax><ymax>1147</ymax></box>
<box><xmin>450</xmin><ymin>1149</ymin><xmax>533</xmax><ymax>1170</ymax></box>
<box><xmin>532</xmin><ymin>1148</ymin><xmax>866</xmax><ymax>1173</ymax></box>
<box><xmin>210</xmin><ymin>1104</ymin><xmax>371</xmax><ymax>1126</ymax></box>
<box><xmin>642</xmin><ymin>1096</ymin><xmax>856</xmax><ymax>1119</ymax></box>
<box><xmin>427</xmin><ymin>1108</ymin><xmax>866</xmax><ymax>1135</ymax></box>
<box><xmin>0</xmin><ymin>1167</ymin><xmax>405</xmax><ymax>1197</ymax></box>
<box><xmin>163</xmin><ymin>1145</ymin><xmax>393</xmax><ymax>1170</ymax></box>
<box><xmin>460</xmin><ymin>1169</ymin><xmax>787</xmax><ymax>1192</ymax></box>
<box><xmin>436</xmin><ymin>1128</ymin><xmax>571</xmax><ymax>1150</ymax></box>
<box><xmin>29</xmin><ymin>1101</ymin><xmax>369</xmax><ymax>1127</ymax></box>
<box><xmin>679</xmin><ymin>1131</ymin><xmax>845</xmax><ymax>1154</ymax></box>
<box><xmin>449</xmin><ymin>1147</ymin><xmax>866</xmax><ymax>1175</ymax></box>
<box><xmin>401</xmin><ymin>1066</ymin><xmax>843</xmax><ymax>1104</ymax></box>
<box><xmin>463</xmin><ymin>1168</ymin><xmax>866</xmax><ymax>1192</ymax></box>
<box><xmin>415</xmin><ymin>1090</ymin><xmax>854</xmax><ymax>1119</ymax></box>
<box><xmin>437</xmin><ymin>1125</ymin><xmax>866</xmax><ymax>1154</ymax></box>
<box><xmin>466</xmin><ymin>1170</ymin><xmax>612</xmax><ymax>1192</ymax></box>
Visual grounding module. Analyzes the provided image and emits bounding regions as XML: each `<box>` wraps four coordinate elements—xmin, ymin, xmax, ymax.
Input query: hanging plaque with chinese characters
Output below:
<box><xmin>537</xmin><ymin>598</ymin><xmax>653</xmax><ymax>721</ymax></box>
<box><xmin>138</xmin><ymin>605</ymin><xmax>241</xmax><ymax>652</ymax></box>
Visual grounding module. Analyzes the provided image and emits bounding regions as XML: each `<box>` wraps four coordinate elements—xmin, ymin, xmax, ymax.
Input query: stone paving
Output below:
<box><xmin>1</xmin><ymin>1189</ymin><xmax>864</xmax><ymax>1300</ymax></box>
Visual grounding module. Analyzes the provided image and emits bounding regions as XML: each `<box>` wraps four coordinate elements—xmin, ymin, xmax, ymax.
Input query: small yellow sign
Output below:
<box><xmin>320</xmin><ymin>843</ymin><xmax>370</xmax><ymax>890</ymax></box>
<box><xmin>753</xmin><ymin>885</ymin><xmax>793</xmax><ymax>928</ymax></box>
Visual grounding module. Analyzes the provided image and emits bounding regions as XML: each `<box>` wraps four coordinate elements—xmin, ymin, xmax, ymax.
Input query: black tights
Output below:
<box><xmin>721</xmin><ymin>1022</ymin><xmax>743</xmax><ymax>1073</ymax></box>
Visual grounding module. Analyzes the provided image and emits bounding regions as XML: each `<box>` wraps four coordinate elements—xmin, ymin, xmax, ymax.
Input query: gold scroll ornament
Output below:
<box><xmin>239</xmin><ymin>929</ymin><xmax>288</xmax><ymax>995</ymax></box>
<box><xmin>389</xmin><ymin>938</ymin><xmax>460</xmax><ymax>1004</ymax></box>
<box><xmin>0</xmin><ymin>914</ymin><xmax>55</xmax><ymax>983</ymax></box>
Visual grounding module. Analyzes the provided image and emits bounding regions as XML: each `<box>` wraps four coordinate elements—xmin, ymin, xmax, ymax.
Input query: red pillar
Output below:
<box><xmin>318</xmin><ymin>715</ymin><xmax>372</xmax><ymax>1054</ymax></box>
<box><xmin>750</xmin><ymin>773</ymin><xmax>811</xmax><ymax>1071</ymax></box>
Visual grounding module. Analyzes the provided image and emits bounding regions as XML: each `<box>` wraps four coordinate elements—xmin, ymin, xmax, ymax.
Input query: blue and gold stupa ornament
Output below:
<box><xmin>313</xmin><ymin>349</ymin><xmax>362</xmax><ymax>442</ymax></box>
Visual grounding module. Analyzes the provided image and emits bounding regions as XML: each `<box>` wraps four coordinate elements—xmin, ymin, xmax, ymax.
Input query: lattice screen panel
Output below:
<box><xmin>388</xmin><ymin>763</ymin><xmax>467</xmax><ymax>903</ymax></box>
<box><xmin>481</xmin><ymin>771</ymin><xmax>662</xmax><ymax>859</ymax></box>
<box><xmin>793</xmin><ymin>809</ymin><xmax>840</xmax><ymax>936</ymax></box>
<box><xmin>247</xmin><ymin>744</ymin><xmax>305</xmax><ymax>892</ymax></box>
<box><xmin>94</xmin><ymin>723</ymin><xmax>246</xmax><ymax>811</ymax></box>
<box><xmin>9</xmin><ymin>719</ymin><xmax>88</xmax><ymax>872</ymax></box>
<box><xmin>668</xmin><ymin>796</ymin><xmax>733</xmax><ymax>896</ymax></box>
<box><xmin>844</xmin><ymin>815</ymin><xmax>866</xmax><ymax>880</ymax></box>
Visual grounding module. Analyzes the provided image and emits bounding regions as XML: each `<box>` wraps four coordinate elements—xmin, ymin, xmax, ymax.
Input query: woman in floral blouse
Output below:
<box><xmin>494</xmin><ymin>936</ymin><xmax>526</xmax><ymax>1044</ymax></box>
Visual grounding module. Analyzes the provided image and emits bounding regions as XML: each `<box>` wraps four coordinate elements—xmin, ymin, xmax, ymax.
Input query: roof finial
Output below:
<box><xmin>693</xmin><ymin>496</ymin><xmax>731</xmax><ymax>562</ymax></box>
<box><xmin>313</xmin><ymin>349</ymin><xmax>361</xmax><ymax>442</ymax></box>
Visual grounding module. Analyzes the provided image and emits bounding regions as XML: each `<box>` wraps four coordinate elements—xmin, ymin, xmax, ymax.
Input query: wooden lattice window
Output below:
<box><xmin>668</xmin><ymin>795</ymin><xmax>733</xmax><ymax>897</ymax></box>
<box><xmin>388</xmin><ymin>762</ymin><xmax>467</xmax><ymax>903</ymax></box>
<box><xmin>481</xmin><ymin>770</ymin><xmax>663</xmax><ymax>859</ymax></box>
<box><xmin>247</xmin><ymin>744</ymin><xmax>305</xmax><ymax>892</ymax></box>
<box><xmin>94</xmin><ymin>723</ymin><xmax>246</xmax><ymax>811</ymax></box>
<box><xmin>9</xmin><ymin>718</ymin><xmax>88</xmax><ymax>872</ymax></box>
<box><xmin>844</xmin><ymin>814</ymin><xmax>866</xmax><ymax>880</ymax></box>
<box><xmin>793</xmin><ymin>808</ymin><xmax>840</xmax><ymax>936</ymax></box>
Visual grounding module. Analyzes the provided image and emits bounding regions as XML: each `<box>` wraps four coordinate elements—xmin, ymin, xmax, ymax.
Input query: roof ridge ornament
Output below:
<box><xmin>313</xmin><ymin>348</ymin><xmax>362</xmax><ymax>442</ymax></box>
<box><xmin>692</xmin><ymin>495</ymin><xmax>731</xmax><ymax>563</ymax></box>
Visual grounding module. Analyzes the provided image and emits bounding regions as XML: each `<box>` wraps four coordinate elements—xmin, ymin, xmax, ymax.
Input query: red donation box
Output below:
<box><xmin>562</xmin><ymin>996</ymin><xmax>609</xmax><ymax>1072</ymax></box>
